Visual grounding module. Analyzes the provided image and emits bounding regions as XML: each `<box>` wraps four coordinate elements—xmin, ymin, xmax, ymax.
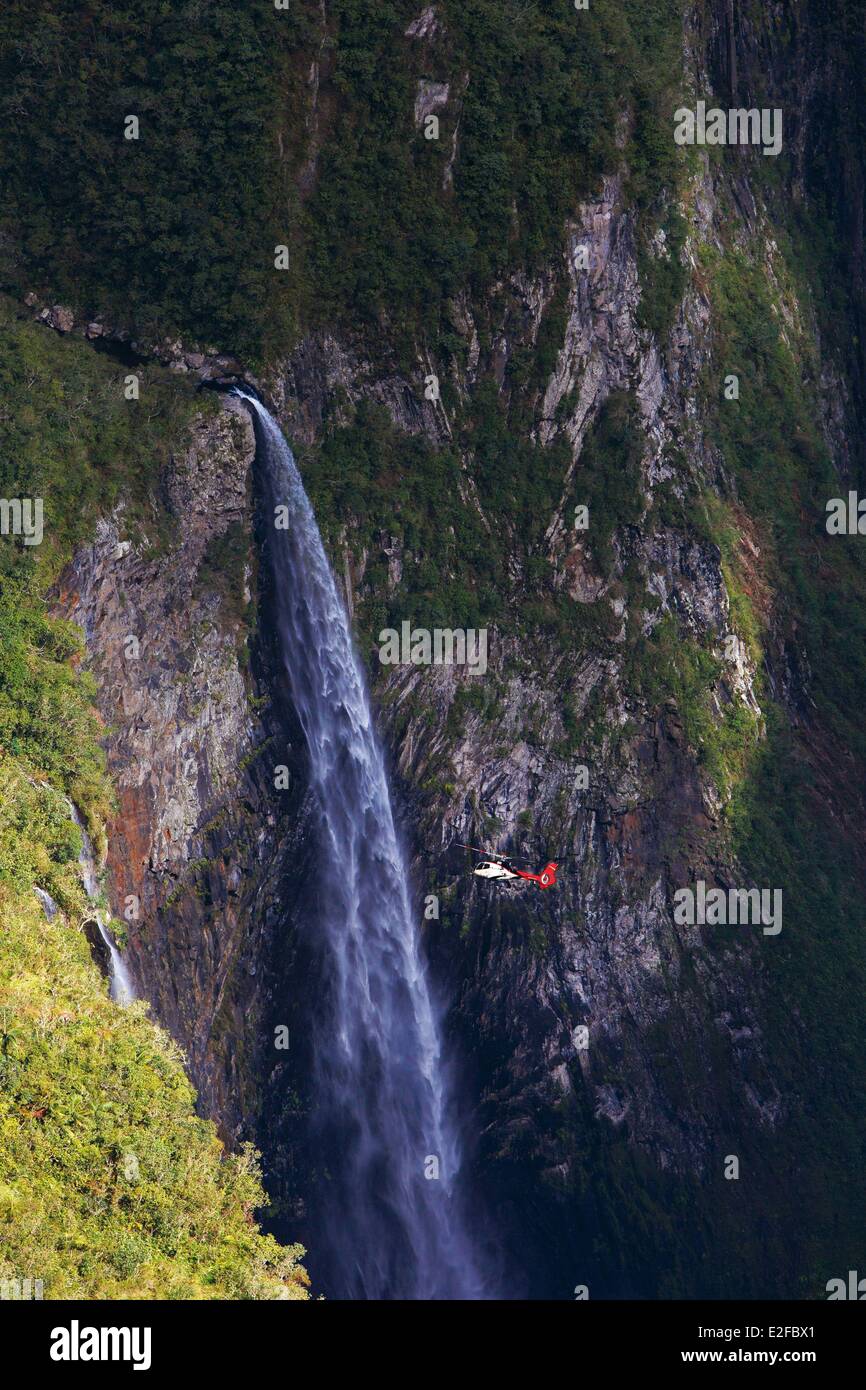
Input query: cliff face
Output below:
<box><xmin>273</xmin><ymin>162</ymin><xmax>771</xmax><ymax>1130</ymax></box>
<box><xmin>41</xmin><ymin>0</ymin><xmax>866</xmax><ymax>1297</ymax></box>
<box><xmin>56</xmin><ymin>399</ymin><xmax>308</xmax><ymax>1137</ymax></box>
<box><xmin>257</xmin><ymin>3</ymin><xmax>866</xmax><ymax>1295</ymax></box>
<box><xmin>253</xmin><ymin>154</ymin><xmax>782</xmax><ymax>1296</ymax></box>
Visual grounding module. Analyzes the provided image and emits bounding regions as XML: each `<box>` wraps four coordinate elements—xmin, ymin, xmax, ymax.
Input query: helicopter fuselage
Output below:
<box><xmin>474</xmin><ymin>860</ymin><xmax>520</xmax><ymax>882</ymax></box>
<box><xmin>473</xmin><ymin>859</ymin><xmax>558</xmax><ymax>888</ymax></box>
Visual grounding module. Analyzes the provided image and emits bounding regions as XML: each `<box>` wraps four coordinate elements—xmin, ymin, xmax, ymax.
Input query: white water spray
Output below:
<box><xmin>69</xmin><ymin>803</ymin><xmax>135</xmax><ymax>1006</ymax></box>
<box><xmin>238</xmin><ymin>391</ymin><xmax>487</xmax><ymax>1299</ymax></box>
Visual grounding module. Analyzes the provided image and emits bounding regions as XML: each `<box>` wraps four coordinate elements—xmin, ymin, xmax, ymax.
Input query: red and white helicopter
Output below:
<box><xmin>458</xmin><ymin>843</ymin><xmax>559</xmax><ymax>889</ymax></box>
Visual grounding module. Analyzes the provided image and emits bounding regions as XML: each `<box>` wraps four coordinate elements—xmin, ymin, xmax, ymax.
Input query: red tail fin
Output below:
<box><xmin>539</xmin><ymin>862</ymin><xmax>558</xmax><ymax>888</ymax></box>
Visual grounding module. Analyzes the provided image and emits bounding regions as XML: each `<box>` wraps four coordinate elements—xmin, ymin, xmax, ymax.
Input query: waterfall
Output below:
<box><xmin>69</xmin><ymin>803</ymin><xmax>135</xmax><ymax>1006</ymax></box>
<box><xmin>237</xmin><ymin>391</ymin><xmax>487</xmax><ymax>1300</ymax></box>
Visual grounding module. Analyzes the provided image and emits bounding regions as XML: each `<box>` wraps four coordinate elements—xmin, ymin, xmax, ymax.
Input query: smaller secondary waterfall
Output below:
<box><xmin>238</xmin><ymin>391</ymin><xmax>487</xmax><ymax>1300</ymax></box>
<box><xmin>69</xmin><ymin>804</ymin><xmax>135</xmax><ymax>1006</ymax></box>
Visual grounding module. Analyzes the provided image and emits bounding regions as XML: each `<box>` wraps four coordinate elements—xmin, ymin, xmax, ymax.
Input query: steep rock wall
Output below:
<box><xmin>55</xmin><ymin>398</ymin><xmax>314</xmax><ymax>1154</ymax></box>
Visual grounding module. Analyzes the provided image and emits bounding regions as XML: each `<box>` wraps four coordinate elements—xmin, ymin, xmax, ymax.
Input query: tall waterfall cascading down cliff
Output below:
<box><xmin>236</xmin><ymin>392</ymin><xmax>489</xmax><ymax>1300</ymax></box>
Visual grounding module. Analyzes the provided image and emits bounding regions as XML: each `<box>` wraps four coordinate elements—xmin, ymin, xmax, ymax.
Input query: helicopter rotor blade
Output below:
<box><xmin>456</xmin><ymin>842</ymin><xmax>522</xmax><ymax>862</ymax></box>
<box><xmin>457</xmin><ymin>842</ymin><xmax>530</xmax><ymax>866</ymax></box>
<box><xmin>456</xmin><ymin>840</ymin><xmax>575</xmax><ymax>867</ymax></box>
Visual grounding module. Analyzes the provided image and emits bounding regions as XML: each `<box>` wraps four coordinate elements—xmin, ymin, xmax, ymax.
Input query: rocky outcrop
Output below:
<box><xmin>413</xmin><ymin>79</ymin><xmax>449</xmax><ymax>128</ymax></box>
<box><xmin>21</xmin><ymin>292</ymin><xmax>255</xmax><ymax>384</ymax></box>
<box><xmin>54</xmin><ymin>397</ymin><xmax>313</xmax><ymax>1134</ymax></box>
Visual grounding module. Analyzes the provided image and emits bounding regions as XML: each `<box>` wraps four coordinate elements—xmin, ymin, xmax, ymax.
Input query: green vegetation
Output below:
<box><xmin>0</xmin><ymin>0</ymin><xmax>685</xmax><ymax>366</ymax></box>
<box><xmin>689</xmin><ymin>231</ymin><xmax>866</xmax><ymax>1287</ymax></box>
<box><xmin>195</xmin><ymin>521</ymin><xmax>252</xmax><ymax>630</ymax></box>
<box><xmin>514</xmin><ymin>200</ymin><xmax>866</xmax><ymax>1295</ymax></box>
<box><xmin>294</xmin><ymin>0</ymin><xmax>686</xmax><ymax>629</ymax></box>
<box><xmin>636</xmin><ymin>203</ymin><xmax>687</xmax><ymax>337</ymax></box>
<box><xmin>303</xmin><ymin>0</ymin><xmax>683</xmax><ymax>356</ymax></box>
<box><xmin>706</xmin><ymin>243</ymin><xmax>866</xmax><ymax>760</ymax></box>
<box><xmin>0</xmin><ymin>775</ymin><xmax>308</xmax><ymax>1299</ymax></box>
<box><xmin>0</xmin><ymin>295</ymin><xmax>207</xmax><ymax>570</ymax></box>
<box><xmin>743</xmin><ymin>0</ymin><xmax>866</xmax><ymax>446</ymax></box>
<box><xmin>0</xmin><ymin>310</ymin><xmax>309</xmax><ymax>1298</ymax></box>
<box><xmin>0</xmin><ymin>2</ymin><xmax>297</xmax><ymax>363</ymax></box>
<box><xmin>0</xmin><ymin>302</ymin><xmax>179</xmax><ymax>850</ymax></box>
<box><xmin>302</xmin><ymin>379</ymin><xmax>651</xmax><ymax>669</ymax></box>
<box><xmin>571</xmin><ymin>390</ymin><xmax>645</xmax><ymax>569</ymax></box>
<box><xmin>627</xmin><ymin>612</ymin><xmax>761</xmax><ymax>797</ymax></box>
<box><xmin>302</xmin><ymin>399</ymin><xmax>501</xmax><ymax>637</ymax></box>
<box><xmin>0</xmin><ymin>296</ymin><xmax>207</xmax><ymax>849</ymax></box>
